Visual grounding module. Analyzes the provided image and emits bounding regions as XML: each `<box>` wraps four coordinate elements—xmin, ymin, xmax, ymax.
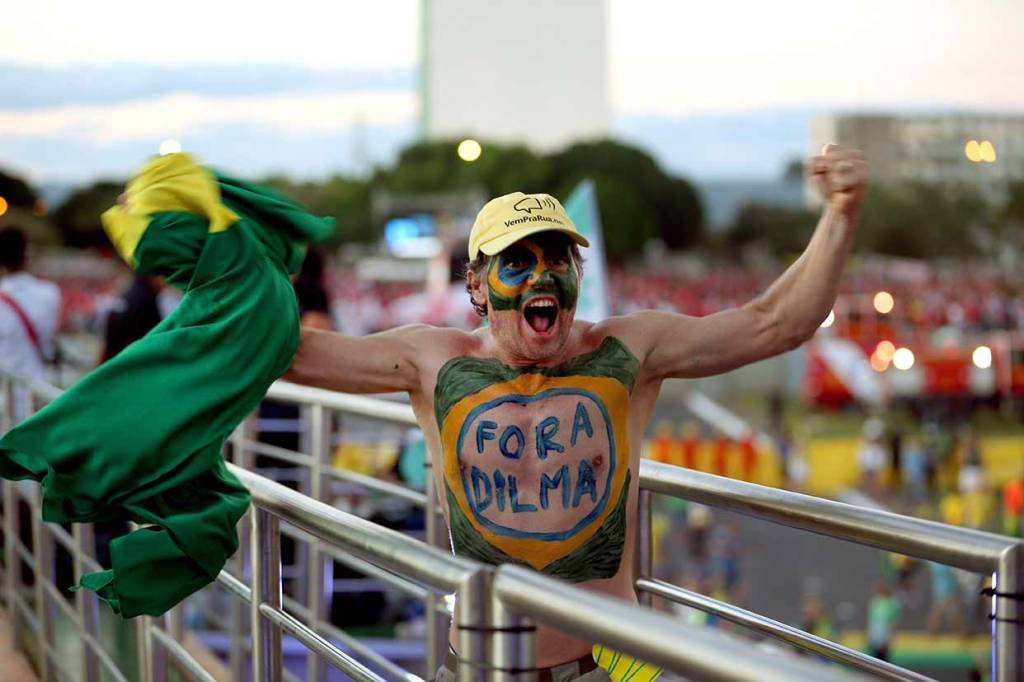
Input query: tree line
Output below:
<box><xmin>2</xmin><ymin>141</ymin><xmax>1022</xmax><ymax>262</ymax></box>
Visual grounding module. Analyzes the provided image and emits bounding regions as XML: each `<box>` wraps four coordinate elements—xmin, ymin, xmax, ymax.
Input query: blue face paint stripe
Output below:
<box><xmin>455</xmin><ymin>387</ymin><xmax>617</xmax><ymax>542</ymax></box>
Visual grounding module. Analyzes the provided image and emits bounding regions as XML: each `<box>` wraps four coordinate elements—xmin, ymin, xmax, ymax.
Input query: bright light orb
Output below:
<box><xmin>820</xmin><ymin>309</ymin><xmax>835</xmax><ymax>328</ymax></box>
<box><xmin>979</xmin><ymin>140</ymin><xmax>997</xmax><ymax>163</ymax></box>
<box><xmin>893</xmin><ymin>347</ymin><xmax>915</xmax><ymax>371</ymax></box>
<box><xmin>875</xmin><ymin>340</ymin><xmax>896</xmax><ymax>362</ymax></box>
<box><xmin>965</xmin><ymin>140</ymin><xmax>982</xmax><ymax>163</ymax></box>
<box><xmin>0</xmin><ymin>196</ymin><xmax>7</xmax><ymax>217</ymax></box>
<box><xmin>457</xmin><ymin>139</ymin><xmax>482</xmax><ymax>162</ymax></box>
<box><xmin>159</xmin><ymin>139</ymin><xmax>182</xmax><ymax>156</ymax></box>
<box><xmin>972</xmin><ymin>345</ymin><xmax>992</xmax><ymax>369</ymax></box>
<box><xmin>873</xmin><ymin>291</ymin><xmax>895</xmax><ymax>314</ymax></box>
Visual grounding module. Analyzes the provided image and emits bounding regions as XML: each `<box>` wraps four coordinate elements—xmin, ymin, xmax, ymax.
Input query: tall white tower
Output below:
<box><xmin>420</xmin><ymin>0</ymin><xmax>609</xmax><ymax>150</ymax></box>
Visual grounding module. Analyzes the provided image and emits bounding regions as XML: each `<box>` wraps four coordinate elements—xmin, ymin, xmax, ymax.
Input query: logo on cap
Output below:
<box><xmin>514</xmin><ymin>196</ymin><xmax>556</xmax><ymax>214</ymax></box>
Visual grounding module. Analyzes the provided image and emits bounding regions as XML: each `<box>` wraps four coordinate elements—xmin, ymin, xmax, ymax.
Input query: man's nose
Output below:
<box><xmin>529</xmin><ymin>268</ymin><xmax>556</xmax><ymax>287</ymax></box>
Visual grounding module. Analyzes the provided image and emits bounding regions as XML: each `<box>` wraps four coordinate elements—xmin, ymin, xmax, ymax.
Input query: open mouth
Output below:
<box><xmin>523</xmin><ymin>296</ymin><xmax>559</xmax><ymax>334</ymax></box>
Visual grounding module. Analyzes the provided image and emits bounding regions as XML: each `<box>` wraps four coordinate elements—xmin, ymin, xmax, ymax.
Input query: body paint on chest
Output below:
<box><xmin>486</xmin><ymin>240</ymin><xmax>579</xmax><ymax>312</ymax></box>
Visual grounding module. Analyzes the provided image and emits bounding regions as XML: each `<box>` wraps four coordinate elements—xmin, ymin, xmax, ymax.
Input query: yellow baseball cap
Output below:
<box><xmin>467</xmin><ymin>191</ymin><xmax>589</xmax><ymax>260</ymax></box>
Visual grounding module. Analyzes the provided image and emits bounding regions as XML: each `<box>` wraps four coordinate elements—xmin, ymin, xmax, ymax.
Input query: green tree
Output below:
<box><xmin>264</xmin><ymin>175</ymin><xmax>372</xmax><ymax>245</ymax></box>
<box><xmin>51</xmin><ymin>181</ymin><xmax>124</xmax><ymax>248</ymax></box>
<box><xmin>548</xmin><ymin>140</ymin><xmax>703</xmax><ymax>256</ymax></box>
<box><xmin>0</xmin><ymin>168</ymin><xmax>39</xmax><ymax>208</ymax></box>
<box><xmin>726</xmin><ymin>202</ymin><xmax>818</xmax><ymax>255</ymax></box>
<box><xmin>857</xmin><ymin>182</ymin><xmax>991</xmax><ymax>259</ymax></box>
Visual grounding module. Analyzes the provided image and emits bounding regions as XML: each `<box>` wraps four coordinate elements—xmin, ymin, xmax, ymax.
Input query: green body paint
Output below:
<box><xmin>435</xmin><ymin>337</ymin><xmax>639</xmax><ymax>582</ymax></box>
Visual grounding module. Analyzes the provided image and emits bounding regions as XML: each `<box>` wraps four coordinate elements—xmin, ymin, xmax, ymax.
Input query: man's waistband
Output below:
<box><xmin>444</xmin><ymin>648</ymin><xmax>598</xmax><ymax>682</ymax></box>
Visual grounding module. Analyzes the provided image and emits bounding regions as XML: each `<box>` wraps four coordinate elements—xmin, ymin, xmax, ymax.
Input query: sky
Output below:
<box><xmin>1</xmin><ymin>0</ymin><xmax>1022</xmax><ymax>185</ymax></box>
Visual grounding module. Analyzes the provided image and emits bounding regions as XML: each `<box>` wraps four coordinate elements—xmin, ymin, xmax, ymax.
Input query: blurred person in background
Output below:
<box><xmin>101</xmin><ymin>274</ymin><xmax>164</xmax><ymax>362</ymax></box>
<box><xmin>287</xmin><ymin>145</ymin><xmax>867</xmax><ymax>677</ymax></box>
<box><xmin>926</xmin><ymin>560</ymin><xmax>963</xmax><ymax>635</ymax></box>
<box><xmin>711</xmin><ymin>432</ymin><xmax>731</xmax><ymax>477</ymax></box>
<box><xmin>857</xmin><ymin>417</ymin><xmax>886</xmax><ymax>496</ymax></box>
<box><xmin>738</xmin><ymin>429</ymin><xmax>759</xmax><ymax>482</ymax></box>
<box><xmin>867</xmin><ymin>580</ymin><xmax>901</xmax><ymax>662</ymax></box>
<box><xmin>0</xmin><ymin>226</ymin><xmax>60</xmax><ymax>380</ymax></box>
<box><xmin>0</xmin><ymin>226</ymin><xmax>60</xmax><ymax>420</ymax></box>
<box><xmin>902</xmin><ymin>435</ymin><xmax>928</xmax><ymax>504</ymax></box>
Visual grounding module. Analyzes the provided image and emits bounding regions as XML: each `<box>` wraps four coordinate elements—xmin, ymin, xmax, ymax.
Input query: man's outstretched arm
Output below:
<box><xmin>284</xmin><ymin>325</ymin><xmax>431</xmax><ymax>394</ymax></box>
<box><xmin>625</xmin><ymin>144</ymin><xmax>867</xmax><ymax>379</ymax></box>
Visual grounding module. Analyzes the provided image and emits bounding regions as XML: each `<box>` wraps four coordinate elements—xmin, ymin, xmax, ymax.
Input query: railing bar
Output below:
<box><xmin>231</xmin><ymin>472</ymin><xmax>476</xmax><ymax>593</ymax></box>
<box><xmin>44</xmin><ymin>523</ymin><xmax>104</xmax><ymax>573</ymax></box>
<box><xmin>636</xmin><ymin>578</ymin><xmax>934</xmax><ymax>682</ymax></box>
<box><xmin>318</xmin><ymin>543</ymin><xmax>432</xmax><ymax>600</ymax></box>
<box><xmin>278</xmin><ymin>596</ymin><xmax>419</xmax><ymax>682</ymax></box>
<box><xmin>257</xmin><ymin>603</ymin><xmax>384</xmax><ymax>682</ymax></box>
<box><xmin>639</xmin><ymin>460</ymin><xmax>1012</xmax><ymax>572</ymax></box>
<box><xmin>216</xmin><ymin>569</ymin><xmax>252</xmax><ymax>602</ymax></box>
<box><xmin>14</xmin><ymin>539</ymin><xmax>33</xmax><ymax>566</ymax></box>
<box><xmin>316</xmin><ymin>616</ymin><xmax>423</xmax><ymax>682</ymax></box>
<box><xmin>265</xmin><ymin>381</ymin><xmax>418</xmax><ymax>425</ymax></box>
<box><xmin>150</xmin><ymin>626</ymin><xmax>218</xmax><ymax>682</ymax></box>
<box><xmin>238</xmin><ymin>438</ymin><xmax>315</xmax><ymax>467</ymax></box>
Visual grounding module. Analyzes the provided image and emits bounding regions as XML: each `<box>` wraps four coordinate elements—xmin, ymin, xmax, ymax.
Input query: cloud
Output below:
<box><xmin>0</xmin><ymin>63</ymin><xmax>414</xmax><ymax>109</ymax></box>
<box><xmin>0</xmin><ymin>90</ymin><xmax>418</xmax><ymax>143</ymax></box>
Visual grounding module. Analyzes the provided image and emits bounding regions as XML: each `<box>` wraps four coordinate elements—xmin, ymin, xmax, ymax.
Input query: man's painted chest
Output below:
<box><xmin>433</xmin><ymin>337</ymin><xmax>639</xmax><ymax>582</ymax></box>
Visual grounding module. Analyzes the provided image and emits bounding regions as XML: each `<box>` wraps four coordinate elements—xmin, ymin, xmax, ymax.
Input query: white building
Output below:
<box><xmin>420</xmin><ymin>0</ymin><xmax>609</xmax><ymax>150</ymax></box>
<box><xmin>810</xmin><ymin>112</ymin><xmax>1024</xmax><ymax>201</ymax></box>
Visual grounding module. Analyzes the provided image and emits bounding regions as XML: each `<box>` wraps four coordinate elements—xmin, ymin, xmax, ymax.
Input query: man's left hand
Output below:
<box><xmin>810</xmin><ymin>143</ymin><xmax>868</xmax><ymax>220</ymax></box>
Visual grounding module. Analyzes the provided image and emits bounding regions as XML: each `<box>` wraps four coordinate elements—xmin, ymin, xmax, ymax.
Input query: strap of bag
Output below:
<box><xmin>0</xmin><ymin>290</ymin><xmax>44</xmax><ymax>358</ymax></box>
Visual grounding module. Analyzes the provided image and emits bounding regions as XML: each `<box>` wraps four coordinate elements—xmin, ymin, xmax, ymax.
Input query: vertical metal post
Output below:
<box><xmin>636</xmin><ymin>490</ymin><xmax>654</xmax><ymax>607</ymax></box>
<box><xmin>306</xmin><ymin>404</ymin><xmax>329</xmax><ymax>682</ymax></box>
<box><xmin>424</xmin><ymin>463</ymin><xmax>449</xmax><ymax>677</ymax></box>
<box><xmin>29</xmin><ymin>487</ymin><xmax>51</xmax><ymax>680</ymax></box>
<box><xmin>251</xmin><ymin>508</ymin><xmax>283</xmax><ymax>682</ymax></box>
<box><xmin>229</xmin><ymin>418</ymin><xmax>255</xmax><ymax>681</ymax></box>
<box><xmin>490</xmin><ymin>589</ymin><xmax>536</xmax><ymax>682</ymax></box>
<box><xmin>3</xmin><ymin>480</ymin><xmax>19</xmax><ymax>652</ymax></box>
<box><xmin>74</xmin><ymin>523</ymin><xmax>101</xmax><ymax>682</ymax></box>
<box><xmin>994</xmin><ymin>543</ymin><xmax>1024</xmax><ymax>681</ymax></box>
<box><xmin>456</xmin><ymin>570</ymin><xmax>489</xmax><ymax>682</ymax></box>
<box><xmin>151</xmin><ymin>614</ymin><xmax>168</xmax><ymax>682</ymax></box>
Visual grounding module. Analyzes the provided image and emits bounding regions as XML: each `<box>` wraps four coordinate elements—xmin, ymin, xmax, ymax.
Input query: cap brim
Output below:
<box><xmin>478</xmin><ymin>225</ymin><xmax>590</xmax><ymax>257</ymax></box>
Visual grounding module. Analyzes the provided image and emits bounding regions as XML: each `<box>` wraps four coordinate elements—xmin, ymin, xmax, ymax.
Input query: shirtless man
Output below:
<box><xmin>286</xmin><ymin>144</ymin><xmax>867</xmax><ymax>676</ymax></box>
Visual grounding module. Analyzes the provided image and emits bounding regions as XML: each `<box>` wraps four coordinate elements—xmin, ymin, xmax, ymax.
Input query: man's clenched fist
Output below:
<box><xmin>809</xmin><ymin>143</ymin><xmax>868</xmax><ymax>219</ymax></box>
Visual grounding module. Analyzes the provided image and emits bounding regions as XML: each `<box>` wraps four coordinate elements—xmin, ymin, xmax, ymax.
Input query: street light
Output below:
<box><xmin>0</xmin><ymin>196</ymin><xmax>7</xmax><ymax>217</ymax></box>
<box><xmin>972</xmin><ymin>345</ymin><xmax>992</xmax><ymax>369</ymax></box>
<box><xmin>457</xmin><ymin>139</ymin><xmax>482</xmax><ymax>162</ymax></box>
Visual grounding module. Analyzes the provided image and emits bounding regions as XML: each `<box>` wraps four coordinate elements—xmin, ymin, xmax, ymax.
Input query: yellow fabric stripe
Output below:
<box><xmin>101</xmin><ymin>153</ymin><xmax>239</xmax><ymax>266</ymax></box>
<box><xmin>592</xmin><ymin>645</ymin><xmax>662</xmax><ymax>682</ymax></box>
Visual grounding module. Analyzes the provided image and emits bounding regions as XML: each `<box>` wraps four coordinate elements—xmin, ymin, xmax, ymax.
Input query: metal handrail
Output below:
<box><xmin>0</xmin><ymin>371</ymin><xmax>869</xmax><ymax>682</ymax></box>
<box><xmin>637</xmin><ymin>460</ymin><xmax>1024</xmax><ymax>679</ymax></box>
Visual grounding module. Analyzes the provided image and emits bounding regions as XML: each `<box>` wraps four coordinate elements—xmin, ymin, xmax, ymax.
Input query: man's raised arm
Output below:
<box><xmin>284</xmin><ymin>325</ymin><xmax>430</xmax><ymax>394</ymax></box>
<box><xmin>626</xmin><ymin>144</ymin><xmax>868</xmax><ymax>379</ymax></box>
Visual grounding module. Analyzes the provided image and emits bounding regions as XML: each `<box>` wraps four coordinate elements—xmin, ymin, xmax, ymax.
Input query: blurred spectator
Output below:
<box><xmin>738</xmin><ymin>431</ymin><xmax>759</xmax><ymax>482</ymax></box>
<box><xmin>799</xmin><ymin>591</ymin><xmax>834</xmax><ymax>641</ymax></box>
<box><xmin>686</xmin><ymin>502</ymin><xmax>712</xmax><ymax>562</ymax></box>
<box><xmin>857</xmin><ymin>418</ymin><xmax>887</xmax><ymax>496</ymax></box>
<box><xmin>867</xmin><ymin>580</ymin><xmax>901</xmax><ymax>662</ymax></box>
<box><xmin>101</xmin><ymin>274</ymin><xmax>164</xmax><ymax>361</ymax></box>
<box><xmin>0</xmin><ymin>226</ymin><xmax>60</xmax><ymax>421</ymax></box>
<box><xmin>902</xmin><ymin>435</ymin><xmax>928</xmax><ymax>503</ymax></box>
<box><xmin>710</xmin><ymin>520</ymin><xmax>743</xmax><ymax>601</ymax></box>
<box><xmin>926</xmin><ymin>561</ymin><xmax>963</xmax><ymax>635</ymax></box>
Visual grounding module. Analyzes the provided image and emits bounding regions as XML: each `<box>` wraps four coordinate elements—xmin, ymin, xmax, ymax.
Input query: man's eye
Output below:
<box><xmin>504</xmin><ymin>259</ymin><xmax>528</xmax><ymax>269</ymax></box>
<box><xmin>549</xmin><ymin>256</ymin><xmax>569</xmax><ymax>268</ymax></box>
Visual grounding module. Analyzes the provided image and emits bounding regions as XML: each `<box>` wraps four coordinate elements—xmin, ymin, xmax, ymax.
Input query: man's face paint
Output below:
<box><xmin>486</xmin><ymin>238</ymin><xmax>579</xmax><ymax>316</ymax></box>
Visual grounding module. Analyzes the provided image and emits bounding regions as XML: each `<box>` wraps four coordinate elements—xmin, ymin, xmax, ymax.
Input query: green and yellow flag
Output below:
<box><xmin>0</xmin><ymin>153</ymin><xmax>334</xmax><ymax>617</ymax></box>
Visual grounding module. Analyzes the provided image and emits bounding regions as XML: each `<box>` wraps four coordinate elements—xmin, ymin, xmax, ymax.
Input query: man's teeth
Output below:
<box><xmin>530</xmin><ymin>300</ymin><xmax>556</xmax><ymax>308</ymax></box>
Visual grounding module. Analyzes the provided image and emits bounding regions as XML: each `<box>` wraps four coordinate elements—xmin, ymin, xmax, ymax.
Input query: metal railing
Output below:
<box><xmin>0</xmin><ymin>371</ymin><xmax>858</xmax><ymax>681</ymax></box>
